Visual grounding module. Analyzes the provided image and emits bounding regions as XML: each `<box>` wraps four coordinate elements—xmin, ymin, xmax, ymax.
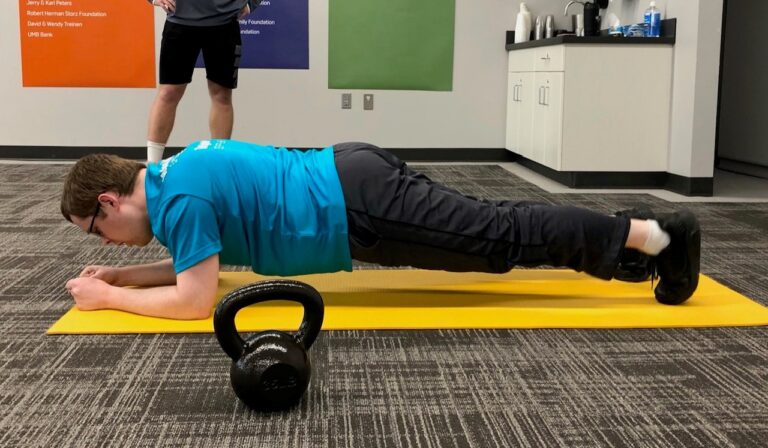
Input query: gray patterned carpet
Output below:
<box><xmin>0</xmin><ymin>163</ymin><xmax>766</xmax><ymax>447</ymax></box>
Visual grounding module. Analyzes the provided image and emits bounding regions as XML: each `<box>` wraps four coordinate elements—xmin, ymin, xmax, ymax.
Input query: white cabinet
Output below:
<box><xmin>505</xmin><ymin>77</ymin><xmax>521</xmax><ymax>155</ymax></box>
<box><xmin>506</xmin><ymin>72</ymin><xmax>535</xmax><ymax>160</ymax></box>
<box><xmin>532</xmin><ymin>72</ymin><xmax>564</xmax><ymax>169</ymax></box>
<box><xmin>506</xmin><ymin>44</ymin><xmax>673</xmax><ymax>172</ymax></box>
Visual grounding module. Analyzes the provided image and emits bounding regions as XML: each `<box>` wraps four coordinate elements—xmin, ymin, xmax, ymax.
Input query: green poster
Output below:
<box><xmin>329</xmin><ymin>0</ymin><xmax>456</xmax><ymax>91</ymax></box>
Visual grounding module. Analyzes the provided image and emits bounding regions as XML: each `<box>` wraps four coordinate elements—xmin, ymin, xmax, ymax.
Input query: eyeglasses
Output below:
<box><xmin>88</xmin><ymin>201</ymin><xmax>101</xmax><ymax>235</ymax></box>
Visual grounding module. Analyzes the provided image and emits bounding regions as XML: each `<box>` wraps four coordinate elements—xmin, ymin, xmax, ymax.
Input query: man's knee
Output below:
<box><xmin>156</xmin><ymin>84</ymin><xmax>186</xmax><ymax>105</ymax></box>
<box><xmin>207</xmin><ymin>81</ymin><xmax>233</xmax><ymax>105</ymax></box>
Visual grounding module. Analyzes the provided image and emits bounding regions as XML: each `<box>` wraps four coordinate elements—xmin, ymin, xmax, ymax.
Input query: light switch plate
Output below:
<box><xmin>363</xmin><ymin>94</ymin><xmax>374</xmax><ymax>110</ymax></box>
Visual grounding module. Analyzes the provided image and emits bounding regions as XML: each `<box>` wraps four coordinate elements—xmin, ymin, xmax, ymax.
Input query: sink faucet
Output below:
<box><xmin>564</xmin><ymin>0</ymin><xmax>585</xmax><ymax>15</ymax></box>
<box><xmin>565</xmin><ymin>0</ymin><xmax>588</xmax><ymax>36</ymax></box>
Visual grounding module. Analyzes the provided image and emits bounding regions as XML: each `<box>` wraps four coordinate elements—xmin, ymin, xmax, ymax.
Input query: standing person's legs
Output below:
<box><xmin>207</xmin><ymin>81</ymin><xmax>233</xmax><ymax>139</ymax></box>
<box><xmin>201</xmin><ymin>20</ymin><xmax>241</xmax><ymax>139</ymax></box>
<box><xmin>148</xmin><ymin>84</ymin><xmax>187</xmax><ymax>160</ymax></box>
<box><xmin>147</xmin><ymin>21</ymin><xmax>202</xmax><ymax>162</ymax></box>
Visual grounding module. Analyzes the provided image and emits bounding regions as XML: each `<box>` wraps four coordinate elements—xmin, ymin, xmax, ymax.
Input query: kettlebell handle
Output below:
<box><xmin>213</xmin><ymin>280</ymin><xmax>324</xmax><ymax>361</ymax></box>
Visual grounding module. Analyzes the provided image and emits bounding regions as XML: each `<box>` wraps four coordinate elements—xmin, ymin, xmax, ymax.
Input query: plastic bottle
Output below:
<box><xmin>514</xmin><ymin>2</ymin><xmax>532</xmax><ymax>43</ymax></box>
<box><xmin>644</xmin><ymin>1</ymin><xmax>662</xmax><ymax>38</ymax></box>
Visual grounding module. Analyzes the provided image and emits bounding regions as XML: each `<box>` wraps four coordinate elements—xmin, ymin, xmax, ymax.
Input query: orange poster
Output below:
<box><xmin>19</xmin><ymin>0</ymin><xmax>155</xmax><ymax>87</ymax></box>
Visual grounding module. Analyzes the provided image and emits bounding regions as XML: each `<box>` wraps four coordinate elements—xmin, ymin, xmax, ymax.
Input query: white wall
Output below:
<box><xmin>681</xmin><ymin>0</ymin><xmax>722</xmax><ymax>178</ymax></box>
<box><xmin>2</xmin><ymin>0</ymin><xmax>722</xmax><ymax>179</ymax></box>
<box><xmin>0</xmin><ymin>0</ymin><xmax>515</xmax><ymax>150</ymax></box>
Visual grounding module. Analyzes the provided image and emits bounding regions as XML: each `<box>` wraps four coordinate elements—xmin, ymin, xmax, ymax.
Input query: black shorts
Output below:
<box><xmin>159</xmin><ymin>20</ymin><xmax>242</xmax><ymax>89</ymax></box>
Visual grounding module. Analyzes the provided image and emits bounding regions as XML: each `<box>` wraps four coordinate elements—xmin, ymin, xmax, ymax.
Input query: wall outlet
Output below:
<box><xmin>363</xmin><ymin>94</ymin><xmax>374</xmax><ymax>111</ymax></box>
<box><xmin>341</xmin><ymin>93</ymin><xmax>352</xmax><ymax>110</ymax></box>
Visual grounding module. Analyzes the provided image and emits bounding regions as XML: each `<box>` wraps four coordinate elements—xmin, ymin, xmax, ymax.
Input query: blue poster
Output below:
<box><xmin>197</xmin><ymin>0</ymin><xmax>308</xmax><ymax>70</ymax></box>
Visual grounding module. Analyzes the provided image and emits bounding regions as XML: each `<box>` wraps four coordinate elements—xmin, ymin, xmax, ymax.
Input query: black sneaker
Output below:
<box><xmin>614</xmin><ymin>207</ymin><xmax>656</xmax><ymax>282</ymax></box>
<box><xmin>653</xmin><ymin>209</ymin><xmax>701</xmax><ymax>305</ymax></box>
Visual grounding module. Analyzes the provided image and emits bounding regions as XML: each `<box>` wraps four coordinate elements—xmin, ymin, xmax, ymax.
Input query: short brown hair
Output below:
<box><xmin>61</xmin><ymin>154</ymin><xmax>145</xmax><ymax>221</ymax></box>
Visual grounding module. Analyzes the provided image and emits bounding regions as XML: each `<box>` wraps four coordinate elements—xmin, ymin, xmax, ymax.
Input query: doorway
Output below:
<box><xmin>716</xmin><ymin>0</ymin><xmax>768</xmax><ymax>185</ymax></box>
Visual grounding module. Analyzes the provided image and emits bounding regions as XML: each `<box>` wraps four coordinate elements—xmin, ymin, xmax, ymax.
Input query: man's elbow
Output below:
<box><xmin>187</xmin><ymin>305</ymin><xmax>213</xmax><ymax>320</ymax></box>
<box><xmin>177</xmin><ymin>294</ymin><xmax>215</xmax><ymax>320</ymax></box>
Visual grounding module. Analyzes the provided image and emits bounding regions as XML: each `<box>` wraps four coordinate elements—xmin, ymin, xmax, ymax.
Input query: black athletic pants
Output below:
<box><xmin>333</xmin><ymin>142</ymin><xmax>630</xmax><ymax>280</ymax></box>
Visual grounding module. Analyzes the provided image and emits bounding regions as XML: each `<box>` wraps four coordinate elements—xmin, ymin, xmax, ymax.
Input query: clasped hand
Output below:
<box><xmin>65</xmin><ymin>265</ymin><xmax>120</xmax><ymax>311</ymax></box>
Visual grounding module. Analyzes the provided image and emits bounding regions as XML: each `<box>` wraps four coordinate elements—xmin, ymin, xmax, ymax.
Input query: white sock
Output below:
<box><xmin>147</xmin><ymin>140</ymin><xmax>166</xmax><ymax>163</ymax></box>
<box><xmin>640</xmin><ymin>220</ymin><xmax>671</xmax><ymax>255</ymax></box>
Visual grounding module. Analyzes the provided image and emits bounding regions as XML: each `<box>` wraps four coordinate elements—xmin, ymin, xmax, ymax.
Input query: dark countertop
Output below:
<box><xmin>506</xmin><ymin>18</ymin><xmax>676</xmax><ymax>51</ymax></box>
<box><xmin>506</xmin><ymin>35</ymin><xmax>675</xmax><ymax>51</ymax></box>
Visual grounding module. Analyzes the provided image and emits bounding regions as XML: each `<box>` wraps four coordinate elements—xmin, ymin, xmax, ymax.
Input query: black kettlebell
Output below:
<box><xmin>213</xmin><ymin>280</ymin><xmax>324</xmax><ymax>411</ymax></box>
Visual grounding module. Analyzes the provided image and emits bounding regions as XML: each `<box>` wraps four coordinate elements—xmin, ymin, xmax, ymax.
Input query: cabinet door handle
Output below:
<box><xmin>540</xmin><ymin>54</ymin><xmax>551</xmax><ymax>61</ymax></box>
<box><xmin>538</xmin><ymin>86</ymin><xmax>544</xmax><ymax>105</ymax></box>
<box><xmin>544</xmin><ymin>86</ymin><xmax>550</xmax><ymax>106</ymax></box>
<box><xmin>514</xmin><ymin>84</ymin><xmax>520</xmax><ymax>102</ymax></box>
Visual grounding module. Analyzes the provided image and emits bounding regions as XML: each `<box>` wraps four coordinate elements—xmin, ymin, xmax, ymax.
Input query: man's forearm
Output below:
<box><xmin>116</xmin><ymin>258</ymin><xmax>177</xmax><ymax>287</ymax></box>
<box><xmin>72</xmin><ymin>255</ymin><xmax>220</xmax><ymax>320</ymax></box>
<box><xmin>105</xmin><ymin>284</ymin><xmax>212</xmax><ymax>320</ymax></box>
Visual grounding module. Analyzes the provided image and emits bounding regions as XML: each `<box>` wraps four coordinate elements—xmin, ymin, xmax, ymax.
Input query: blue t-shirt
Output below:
<box><xmin>144</xmin><ymin>140</ymin><xmax>352</xmax><ymax>276</ymax></box>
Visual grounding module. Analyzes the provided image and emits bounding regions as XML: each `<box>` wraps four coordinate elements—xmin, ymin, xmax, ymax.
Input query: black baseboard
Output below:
<box><xmin>664</xmin><ymin>173</ymin><xmax>714</xmax><ymax>196</ymax></box>
<box><xmin>717</xmin><ymin>158</ymin><xmax>768</xmax><ymax>180</ymax></box>
<box><xmin>0</xmin><ymin>145</ymin><xmax>183</xmax><ymax>160</ymax></box>
<box><xmin>515</xmin><ymin>155</ymin><xmax>714</xmax><ymax>197</ymax></box>
<box><xmin>0</xmin><ymin>145</ymin><xmax>713</xmax><ymax>196</ymax></box>
<box><xmin>0</xmin><ymin>145</ymin><xmax>516</xmax><ymax>163</ymax></box>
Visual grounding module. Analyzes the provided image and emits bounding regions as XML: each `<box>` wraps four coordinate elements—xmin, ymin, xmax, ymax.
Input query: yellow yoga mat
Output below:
<box><xmin>47</xmin><ymin>270</ymin><xmax>768</xmax><ymax>334</ymax></box>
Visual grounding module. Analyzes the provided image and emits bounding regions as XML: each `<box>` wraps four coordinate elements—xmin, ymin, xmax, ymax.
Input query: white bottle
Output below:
<box><xmin>644</xmin><ymin>1</ymin><xmax>662</xmax><ymax>37</ymax></box>
<box><xmin>514</xmin><ymin>2</ymin><xmax>532</xmax><ymax>43</ymax></box>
